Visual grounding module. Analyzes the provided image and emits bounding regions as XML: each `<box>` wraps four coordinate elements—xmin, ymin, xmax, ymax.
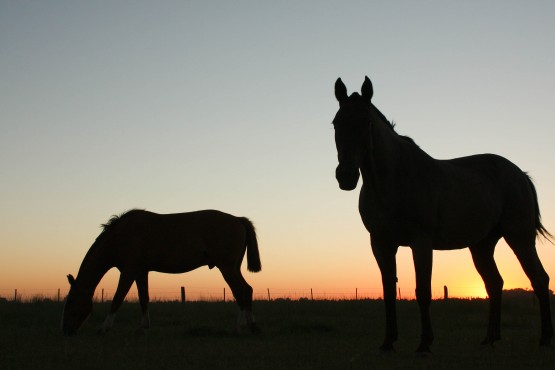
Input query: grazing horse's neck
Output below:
<box><xmin>76</xmin><ymin>237</ymin><xmax>114</xmax><ymax>294</ymax></box>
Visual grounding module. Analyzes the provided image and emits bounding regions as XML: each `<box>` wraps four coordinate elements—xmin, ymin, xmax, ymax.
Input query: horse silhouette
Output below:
<box><xmin>62</xmin><ymin>209</ymin><xmax>261</xmax><ymax>335</ymax></box>
<box><xmin>331</xmin><ymin>76</ymin><xmax>553</xmax><ymax>352</ymax></box>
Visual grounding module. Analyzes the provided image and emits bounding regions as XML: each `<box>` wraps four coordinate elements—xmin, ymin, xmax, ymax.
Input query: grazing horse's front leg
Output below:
<box><xmin>371</xmin><ymin>242</ymin><xmax>399</xmax><ymax>352</ymax></box>
<box><xmin>99</xmin><ymin>272</ymin><xmax>134</xmax><ymax>333</ymax></box>
<box><xmin>412</xmin><ymin>245</ymin><xmax>434</xmax><ymax>353</ymax></box>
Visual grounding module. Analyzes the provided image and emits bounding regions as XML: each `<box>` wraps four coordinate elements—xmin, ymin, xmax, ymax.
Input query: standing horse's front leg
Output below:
<box><xmin>371</xmin><ymin>242</ymin><xmax>399</xmax><ymax>352</ymax></box>
<box><xmin>412</xmin><ymin>245</ymin><xmax>434</xmax><ymax>353</ymax></box>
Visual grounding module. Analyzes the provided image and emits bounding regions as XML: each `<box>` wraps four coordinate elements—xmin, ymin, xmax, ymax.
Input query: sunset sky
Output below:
<box><xmin>2</xmin><ymin>1</ymin><xmax>555</xmax><ymax>301</ymax></box>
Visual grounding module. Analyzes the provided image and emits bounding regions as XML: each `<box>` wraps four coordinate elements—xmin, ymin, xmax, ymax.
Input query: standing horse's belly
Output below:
<box><xmin>433</xmin><ymin>214</ymin><xmax>500</xmax><ymax>250</ymax></box>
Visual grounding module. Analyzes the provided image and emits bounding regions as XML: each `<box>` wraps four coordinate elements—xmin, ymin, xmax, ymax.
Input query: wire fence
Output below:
<box><xmin>0</xmin><ymin>286</ymin><xmax>487</xmax><ymax>303</ymax></box>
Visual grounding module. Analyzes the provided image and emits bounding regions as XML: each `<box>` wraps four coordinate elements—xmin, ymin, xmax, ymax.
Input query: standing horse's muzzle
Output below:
<box><xmin>336</xmin><ymin>165</ymin><xmax>360</xmax><ymax>191</ymax></box>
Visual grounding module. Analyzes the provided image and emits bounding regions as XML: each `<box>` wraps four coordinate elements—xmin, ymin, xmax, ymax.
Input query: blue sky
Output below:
<box><xmin>1</xmin><ymin>1</ymin><xmax>554</xmax><ymax>299</ymax></box>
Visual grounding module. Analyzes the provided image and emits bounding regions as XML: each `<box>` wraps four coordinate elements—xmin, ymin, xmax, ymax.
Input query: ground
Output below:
<box><xmin>0</xmin><ymin>297</ymin><xmax>554</xmax><ymax>369</ymax></box>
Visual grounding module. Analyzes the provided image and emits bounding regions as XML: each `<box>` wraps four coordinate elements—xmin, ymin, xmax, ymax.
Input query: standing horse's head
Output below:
<box><xmin>332</xmin><ymin>76</ymin><xmax>373</xmax><ymax>190</ymax></box>
<box><xmin>61</xmin><ymin>274</ymin><xmax>92</xmax><ymax>335</ymax></box>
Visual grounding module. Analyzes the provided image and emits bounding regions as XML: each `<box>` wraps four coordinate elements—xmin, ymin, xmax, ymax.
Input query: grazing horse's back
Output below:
<box><xmin>99</xmin><ymin>210</ymin><xmax>260</xmax><ymax>274</ymax></box>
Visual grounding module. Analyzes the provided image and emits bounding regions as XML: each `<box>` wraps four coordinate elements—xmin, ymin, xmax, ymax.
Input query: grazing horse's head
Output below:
<box><xmin>332</xmin><ymin>76</ymin><xmax>373</xmax><ymax>190</ymax></box>
<box><xmin>61</xmin><ymin>274</ymin><xmax>92</xmax><ymax>335</ymax></box>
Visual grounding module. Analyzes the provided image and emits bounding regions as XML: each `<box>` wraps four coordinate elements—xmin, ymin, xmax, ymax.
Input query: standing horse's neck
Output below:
<box><xmin>360</xmin><ymin>108</ymin><xmax>433</xmax><ymax>198</ymax></box>
<box><xmin>75</xmin><ymin>235</ymin><xmax>114</xmax><ymax>295</ymax></box>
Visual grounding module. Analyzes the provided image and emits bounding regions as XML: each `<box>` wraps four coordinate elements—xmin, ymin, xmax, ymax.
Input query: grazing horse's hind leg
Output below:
<box><xmin>100</xmin><ymin>272</ymin><xmax>134</xmax><ymax>333</ymax></box>
<box><xmin>469</xmin><ymin>236</ymin><xmax>503</xmax><ymax>345</ymax></box>
<box><xmin>219</xmin><ymin>266</ymin><xmax>258</xmax><ymax>333</ymax></box>
<box><xmin>505</xmin><ymin>235</ymin><xmax>553</xmax><ymax>346</ymax></box>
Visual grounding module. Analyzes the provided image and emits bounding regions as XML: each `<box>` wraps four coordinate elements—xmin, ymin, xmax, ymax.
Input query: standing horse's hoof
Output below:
<box><xmin>415</xmin><ymin>346</ymin><xmax>432</xmax><ymax>356</ymax></box>
<box><xmin>250</xmin><ymin>323</ymin><xmax>261</xmax><ymax>334</ymax></box>
<box><xmin>134</xmin><ymin>327</ymin><xmax>147</xmax><ymax>336</ymax></box>
<box><xmin>378</xmin><ymin>344</ymin><xmax>395</xmax><ymax>354</ymax></box>
<box><xmin>480</xmin><ymin>337</ymin><xmax>496</xmax><ymax>347</ymax></box>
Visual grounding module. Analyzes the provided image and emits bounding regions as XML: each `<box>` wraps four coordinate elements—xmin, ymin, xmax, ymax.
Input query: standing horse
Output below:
<box><xmin>62</xmin><ymin>209</ymin><xmax>261</xmax><ymax>335</ymax></box>
<box><xmin>331</xmin><ymin>76</ymin><xmax>553</xmax><ymax>352</ymax></box>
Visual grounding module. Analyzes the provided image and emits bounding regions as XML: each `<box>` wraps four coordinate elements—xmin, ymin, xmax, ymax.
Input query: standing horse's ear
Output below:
<box><xmin>335</xmin><ymin>78</ymin><xmax>348</xmax><ymax>104</ymax></box>
<box><xmin>67</xmin><ymin>274</ymin><xmax>75</xmax><ymax>285</ymax></box>
<box><xmin>361</xmin><ymin>76</ymin><xmax>373</xmax><ymax>103</ymax></box>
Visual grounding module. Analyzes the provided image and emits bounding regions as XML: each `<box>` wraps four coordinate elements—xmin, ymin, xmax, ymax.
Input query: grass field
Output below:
<box><xmin>1</xmin><ymin>297</ymin><xmax>554</xmax><ymax>369</ymax></box>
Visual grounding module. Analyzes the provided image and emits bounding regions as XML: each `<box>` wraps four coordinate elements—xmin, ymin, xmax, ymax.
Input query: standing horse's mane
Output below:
<box><xmin>371</xmin><ymin>104</ymin><xmax>418</xmax><ymax>146</ymax></box>
<box><xmin>336</xmin><ymin>92</ymin><xmax>417</xmax><ymax>146</ymax></box>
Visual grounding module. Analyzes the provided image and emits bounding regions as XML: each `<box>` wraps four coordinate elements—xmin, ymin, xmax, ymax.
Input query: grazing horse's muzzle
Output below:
<box><xmin>62</xmin><ymin>327</ymin><xmax>76</xmax><ymax>336</ymax></box>
<box><xmin>336</xmin><ymin>164</ymin><xmax>360</xmax><ymax>191</ymax></box>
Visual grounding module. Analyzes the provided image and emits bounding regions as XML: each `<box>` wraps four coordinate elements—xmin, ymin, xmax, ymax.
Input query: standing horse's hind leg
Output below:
<box><xmin>505</xmin><ymin>236</ymin><xmax>553</xmax><ymax>346</ymax></box>
<box><xmin>219</xmin><ymin>267</ymin><xmax>258</xmax><ymax>333</ymax></box>
<box><xmin>412</xmin><ymin>245</ymin><xmax>434</xmax><ymax>353</ymax></box>
<box><xmin>136</xmin><ymin>272</ymin><xmax>150</xmax><ymax>332</ymax></box>
<box><xmin>469</xmin><ymin>238</ymin><xmax>503</xmax><ymax>345</ymax></box>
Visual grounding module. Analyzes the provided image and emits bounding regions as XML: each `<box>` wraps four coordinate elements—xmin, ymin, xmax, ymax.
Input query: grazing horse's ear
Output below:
<box><xmin>67</xmin><ymin>274</ymin><xmax>75</xmax><ymax>285</ymax></box>
<box><xmin>361</xmin><ymin>76</ymin><xmax>373</xmax><ymax>103</ymax></box>
<box><xmin>335</xmin><ymin>78</ymin><xmax>348</xmax><ymax>104</ymax></box>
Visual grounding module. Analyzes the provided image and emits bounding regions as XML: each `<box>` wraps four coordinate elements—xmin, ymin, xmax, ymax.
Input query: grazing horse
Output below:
<box><xmin>331</xmin><ymin>76</ymin><xmax>553</xmax><ymax>352</ymax></box>
<box><xmin>62</xmin><ymin>209</ymin><xmax>261</xmax><ymax>335</ymax></box>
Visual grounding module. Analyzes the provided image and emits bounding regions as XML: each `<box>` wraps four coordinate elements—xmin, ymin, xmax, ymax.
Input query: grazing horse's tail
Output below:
<box><xmin>526</xmin><ymin>175</ymin><xmax>553</xmax><ymax>242</ymax></box>
<box><xmin>240</xmin><ymin>217</ymin><xmax>262</xmax><ymax>272</ymax></box>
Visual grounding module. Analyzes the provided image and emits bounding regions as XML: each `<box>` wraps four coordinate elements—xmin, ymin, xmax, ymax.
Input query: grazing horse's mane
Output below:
<box><xmin>100</xmin><ymin>209</ymin><xmax>144</xmax><ymax>233</ymax></box>
<box><xmin>86</xmin><ymin>211</ymin><xmax>137</xmax><ymax>251</ymax></box>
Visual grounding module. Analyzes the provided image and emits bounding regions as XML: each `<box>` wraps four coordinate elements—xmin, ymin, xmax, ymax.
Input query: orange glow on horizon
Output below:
<box><xmin>0</xmin><ymin>226</ymin><xmax>551</xmax><ymax>302</ymax></box>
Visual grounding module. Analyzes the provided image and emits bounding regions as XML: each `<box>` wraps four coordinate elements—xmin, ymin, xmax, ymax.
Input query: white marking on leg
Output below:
<box><xmin>237</xmin><ymin>310</ymin><xmax>247</xmax><ymax>328</ymax></box>
<box><xmin>245</xmin><ymin>311</ymin><xmax>254</xmax><ymax>325</ymax></box>
<box><xmin>100</xmin><ymin>313</ymin><xmax>115</xmax><ymax>332</ymax></box>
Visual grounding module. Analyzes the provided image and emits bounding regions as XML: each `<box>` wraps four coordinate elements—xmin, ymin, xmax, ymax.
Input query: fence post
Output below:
<box><xmin>443</xmin><ymin>285</ymin><xmax>448</xmax><ymax>300</ymax></box>
<box><xmin>14</xmin><ymin>289</ymin><xmax>17</xmax><ymax>302</ymax></box>
<box><xmin>181</xmin><ymin>286</ymin><xmax>186</xmax><ymax>303</ymax></box>
<box><xmin>57</xmin><ymin>288</ymin><xmax>60</xmax><ymax>302</ymax></box>
<box><xmin>267</xmin><ymin>288</ymin><xmax>271</xmax><ymax>302</ymax></box>
<box><xmin>355</xmin><ymin>288</ymin><xmax>358</xmax><ymax>300</ymax></box>
<box><xmin>398</xmin><ymin>287</ymin><xmax>401</xmax><ymax>300</ymax></box>
<box><xmin>101</xmin><ymin>288</ymin><xmax>104</xmax><ymax>303</ymax></box>
<box><xmin>311</xmin><ymin>288</ymin><xmax>313</xmax><ymax>301</ymax></box>
<box><xmin>223</xmin><ymin>288</ymin><xmax>226</xmax><ymax>302</ymax></box>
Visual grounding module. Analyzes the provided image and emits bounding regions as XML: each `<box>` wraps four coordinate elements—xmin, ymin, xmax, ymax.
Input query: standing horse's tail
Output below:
<box><xmin>240</xmin><ymin>217</ymin><xmax>262</xmax><ymax>272</ymax></box>
<box><xmin>526</xmin><ymin>175</ymin><xmax>554</xmax><ymax>242</ymax></box>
